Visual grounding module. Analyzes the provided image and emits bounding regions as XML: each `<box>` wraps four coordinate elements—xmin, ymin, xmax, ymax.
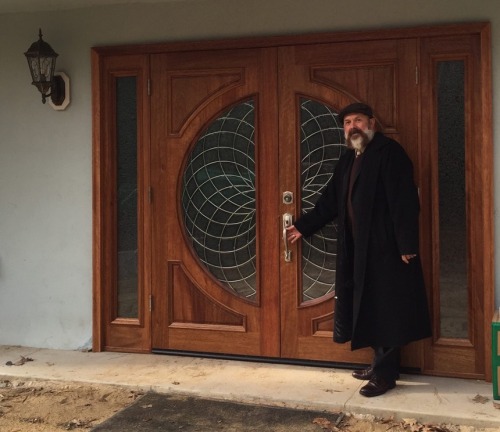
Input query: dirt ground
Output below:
<box><xmin>0</xmin><ymin>378</ymin><xmax>498</xmax><ymax>432</ymax></box>
<box><xmin>0</xmin><ymin>378</ymin><xmax>140</xmax><ymax>431</ymax></box>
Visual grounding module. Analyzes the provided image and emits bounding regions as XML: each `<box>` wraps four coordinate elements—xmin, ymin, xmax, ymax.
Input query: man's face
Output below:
<box><xmin>343</xmin><ymin>113</ymin><xmax>375</xmax><ymax>152</ymax></box>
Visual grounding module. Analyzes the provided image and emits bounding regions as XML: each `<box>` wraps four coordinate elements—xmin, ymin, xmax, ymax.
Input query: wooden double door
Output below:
<box><xmin>150</xmin><ymin>39</ymin><xmax>419</xmax><ymax>367</ymax></box>
<box><xmin>93</xmin><ymin>23</ymin><xmax>493</xmax><ymax>379</ymax></box>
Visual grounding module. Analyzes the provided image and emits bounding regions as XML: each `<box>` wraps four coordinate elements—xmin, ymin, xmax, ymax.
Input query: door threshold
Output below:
<box><xmin>152</xmin><ymin>348</ymin><xmax>421</xmax><ymax>374</ymax></box>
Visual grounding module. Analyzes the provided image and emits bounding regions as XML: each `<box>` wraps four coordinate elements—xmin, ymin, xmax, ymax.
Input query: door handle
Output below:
<box><xmin>282</xmin><ymin>213</ymin><xmax>293</xmax><ymax>262</ymax></box>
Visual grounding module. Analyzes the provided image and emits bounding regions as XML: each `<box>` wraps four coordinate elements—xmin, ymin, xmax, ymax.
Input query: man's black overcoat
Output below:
<box><xmin>294</xmin><ymin>132</ymin><xmax>432</xmax><ymax>350</ymax></box>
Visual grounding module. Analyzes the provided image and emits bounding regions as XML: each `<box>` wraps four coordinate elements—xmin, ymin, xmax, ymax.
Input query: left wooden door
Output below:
<box><xmin>150</xmin><ymin>48</ymin><xmax>281</xmax><ymax>356</ymax></box>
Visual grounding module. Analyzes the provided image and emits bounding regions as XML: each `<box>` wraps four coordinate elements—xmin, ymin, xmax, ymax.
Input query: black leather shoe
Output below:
<box><xmin>352</xmin><ymin>367</ymin><xmax>373</xmax><ymax>380</ymax></box>
<box><xmin>359</xmin><ymin>376</ymin><xmax>396</xmax><ymax>397</ymax></box>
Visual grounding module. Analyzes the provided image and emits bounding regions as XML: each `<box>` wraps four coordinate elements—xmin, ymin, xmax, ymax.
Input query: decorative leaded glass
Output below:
<box><xmin>182</xmin><ymin>98</ymin><xmax>344</xmax><ymax>304</ymax></box>
<box><xmin>437</xmin><ymin>61</ymin><xmax>468</xmax><ymax>339</ymax></box>
<box><xmin>116</xmin><ymin>76</ymin><xmax>138</xmax><ymax>318</ymax></box>
<box><xmin>182</xmin><ymin>100</ymin><xmax>256</xmax><ymax>301</ymax></box>
<box><xmin>300</xmin><ymin>98</ymin><xmax>345</xmax><ymax>302</ymax></box>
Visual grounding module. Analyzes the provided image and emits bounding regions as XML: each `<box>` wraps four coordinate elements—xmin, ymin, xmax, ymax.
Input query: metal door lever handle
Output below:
<box><xmin>282</xmin><ymin>213</ymin><xmax>293</xmax><ymax>262</ymax></box>
<box><xmin>283</xmin><ymin>228</ymin><xmax>292</xmax><ymax>262</ymax></box>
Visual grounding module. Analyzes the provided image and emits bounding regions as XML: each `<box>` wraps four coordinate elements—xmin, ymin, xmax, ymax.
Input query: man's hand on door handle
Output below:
<box><xmin>285</xmin><ymin>225</ymin><xmax>302</xmax><ymax>244</ymax></box>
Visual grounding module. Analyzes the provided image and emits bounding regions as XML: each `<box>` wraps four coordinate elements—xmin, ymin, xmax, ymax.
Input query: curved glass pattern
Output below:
<box><xmin>182</xmin><ymin>98</ymin><xmax>344</xmax><ymax>304</ymax></box>
<box><xmin>300</xmin><ymin>98</ymin><xmax>345</xmax><ymax>302</ymax></box>
<box><xmin>182</xmin><ymin>100</ymin><xmax>257</xmax><ymax>301</ymax></box>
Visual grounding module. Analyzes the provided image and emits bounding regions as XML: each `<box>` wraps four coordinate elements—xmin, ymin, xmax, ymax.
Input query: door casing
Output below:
<box><xmin>91</xmin><ymin>22</ymin><xmax>494</xmax><ymax>380</ymax></box>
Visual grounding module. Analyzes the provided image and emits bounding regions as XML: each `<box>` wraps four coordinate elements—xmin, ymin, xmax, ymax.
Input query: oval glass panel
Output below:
<box><xmin>300</xmin><ymin>98</ymin><xmax>346</xmax><ymax>302</ymax></box>
<box><xmin>182</xmin><ymin>100</ymin><xmax>257</xmax><ymax>301</ymax></box>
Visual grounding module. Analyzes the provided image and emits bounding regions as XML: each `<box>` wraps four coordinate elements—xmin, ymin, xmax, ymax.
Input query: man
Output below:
<box><xmin>286</xmin><ymin>102</ymin><xmax>431</xmax><ymax>397</ymax></box>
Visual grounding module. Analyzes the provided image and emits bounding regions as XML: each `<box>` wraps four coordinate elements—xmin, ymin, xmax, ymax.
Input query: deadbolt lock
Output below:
<box><xmin>283</xmin><ymin>191</ymin><xmax>293</xmax><ymax>204</ymax></box>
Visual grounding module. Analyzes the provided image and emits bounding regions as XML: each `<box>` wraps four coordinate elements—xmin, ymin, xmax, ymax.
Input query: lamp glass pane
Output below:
<box><xmin>40</xmin><ymin>57</ymin><xmax>54</xmax><ymax>81</ymax></box>
<box><xmin>29</xmin><ymin>58</ymin><xmax>40</xmax><ymax>81</ymax></box>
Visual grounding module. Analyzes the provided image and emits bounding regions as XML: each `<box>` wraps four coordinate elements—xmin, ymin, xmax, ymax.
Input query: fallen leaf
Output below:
<box><xmin>313</xmin><ymin>417</ymin><xmax>332</xmax><ymax>427</ymax></box>
<box><xmin>21</xmin><ymin>417</ymin><xmax>44</xmax><ymax>423</ymax></box>
<box><xmin>472</xmin><ymin>394</ymin><xmax>489</xmax><ymax>404</ymax></box>
<box><xmin>334</xmin><ymin>412</ymin><xmax>346</xmax><ymax>427</ymax></box>
<box><xmin>312</xmin><ymin>417</ymin><xmax>339</xmax><ymax>431</ymax></box>
<box><xmin>5</xmin><ymin>356</ymin><xmax>34</xmax><ymax>367</ymax></box>
<box><xmin>60</xmin><ymin>418</ymin><xmax>94</xmax><ymax>430</ymax></box>
<box><xmin>402</xmin><ymin>417</ymin><xmax>422</xmax><ymax>432</ymax></box>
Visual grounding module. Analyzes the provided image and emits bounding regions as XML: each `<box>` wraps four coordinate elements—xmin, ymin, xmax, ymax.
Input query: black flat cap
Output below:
<box><xmin>338</xmin><ymin>102</ymin><xmax>373</xmax><ymax>123</ymax></box>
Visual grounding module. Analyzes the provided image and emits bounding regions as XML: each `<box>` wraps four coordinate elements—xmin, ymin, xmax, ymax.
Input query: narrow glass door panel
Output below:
<box><xmin>116</xmin><ymin>76</ymin><xmax>138</xmax><ymax>318</ymax></box>
<box><xmin>299</xmin><ymin>98</ymin><xmax>345</xmax><ymax>302</ymax></box>
<box><xmin>182</xmin><ymin>100</ymin><xmax>257</xmax><ymax>301</ymax></box>
<box><xmin>437</xmin><ymin>61</ymin><xmax>468</xmax><ymax>339</ymax></box>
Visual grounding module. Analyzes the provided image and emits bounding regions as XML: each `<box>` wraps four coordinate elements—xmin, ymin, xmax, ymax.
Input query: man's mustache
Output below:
<box><xmin>348</xmin><ymin>127</ymin><xmax>364</xmax><ymax>138</ymax></box>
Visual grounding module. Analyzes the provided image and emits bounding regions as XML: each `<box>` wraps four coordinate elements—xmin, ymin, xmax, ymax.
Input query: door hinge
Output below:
<box><xmin>147</xmin><ymin>78</ymin><xmax>151</xmax><ymax>96</ymax></box>
<box><xmin>149</xmin><ymin>295</ymin><xmax>153</xmax><ymax>312</ymax></box>
<box><xmin>415</xmin><ymin>66</ymin><xmax>419</xmax><ymax>85</ymax></box>
<box><xmin>148</xmin><ymin>187</ymin><xmax>153</xmax><ymax>204</ymax></box>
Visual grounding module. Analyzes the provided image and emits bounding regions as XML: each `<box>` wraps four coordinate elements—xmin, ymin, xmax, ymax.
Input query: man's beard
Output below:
<box><xmin>345</xmin><ymin>128</ymin><xmax>375</xmax><ymax>153</ymax></box>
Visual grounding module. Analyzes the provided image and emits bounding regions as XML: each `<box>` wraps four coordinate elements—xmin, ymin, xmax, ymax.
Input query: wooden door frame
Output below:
<box><xmin>91</xmin><ymin>22</ymin><xmax>493</xmax><ymax>379</ymax></box>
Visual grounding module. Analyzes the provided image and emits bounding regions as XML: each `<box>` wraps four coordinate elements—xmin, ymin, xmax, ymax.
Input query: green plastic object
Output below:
<box><xmin>493</xmin><ymin>309</ymin><xmax>500</xmax><ymax>400</ymax></box>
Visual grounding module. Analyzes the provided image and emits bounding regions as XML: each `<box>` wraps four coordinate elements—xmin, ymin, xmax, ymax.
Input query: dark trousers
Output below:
<box><xmin>371</xmin><ymin>346</ymin><xmax>400</xmax><ymax>381</ymax></box>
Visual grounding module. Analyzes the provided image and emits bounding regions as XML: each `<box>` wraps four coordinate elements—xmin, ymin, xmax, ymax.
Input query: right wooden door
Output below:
<box><xmin>277</xmin><ymin>39</ymin><xmax>422</xmax><ymax>368</ymax></box>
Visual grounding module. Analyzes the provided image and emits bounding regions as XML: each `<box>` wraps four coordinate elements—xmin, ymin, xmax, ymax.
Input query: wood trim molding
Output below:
<box><xmin>479</xmin><ymin>23</ymin><xmax>494</xmax><ymax>382</ymax></box>
<box><xmin>91</xmin><ymin>49</ymin><xmax>104</xmax><ymax>352</ymax></box>
<box><xmin>92</xmin><ymin>22</ymin><xmax>490</xmax><ymax>56</ymax></box>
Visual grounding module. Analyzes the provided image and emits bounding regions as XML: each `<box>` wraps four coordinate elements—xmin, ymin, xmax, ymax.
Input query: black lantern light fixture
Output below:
<box><xmin>24</xmin><ymin>29</ymin><xmax>69</xmax><ymax>108</ymax></box>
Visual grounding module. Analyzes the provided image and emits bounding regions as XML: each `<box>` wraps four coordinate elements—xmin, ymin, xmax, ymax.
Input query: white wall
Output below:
<box><xmin>0</xmin><ymin>0</ymin><xmax>498</xmax><ymax>349</ymax></box>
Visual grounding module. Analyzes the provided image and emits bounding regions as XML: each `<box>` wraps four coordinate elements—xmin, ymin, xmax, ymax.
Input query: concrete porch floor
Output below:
<box><xmin>0</xmin><ymin>345</ymin><xmax>499</xmax><ymax>429</ymax></box>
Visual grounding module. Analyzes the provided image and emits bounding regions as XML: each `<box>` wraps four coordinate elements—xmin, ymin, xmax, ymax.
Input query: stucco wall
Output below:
<box><xmin>0</xmin><ymin>0</ymin><xmax>498</xmax><ymax>349</ymax></box>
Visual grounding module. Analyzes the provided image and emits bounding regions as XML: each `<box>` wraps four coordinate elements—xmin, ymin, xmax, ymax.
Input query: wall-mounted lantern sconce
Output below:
<box><xmin>24</xmin><ymin>29</ymin><xmax>70</xmax><ymax>110</ymax></box>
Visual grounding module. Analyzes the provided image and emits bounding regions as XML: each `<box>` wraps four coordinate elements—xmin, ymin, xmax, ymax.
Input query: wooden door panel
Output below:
<box><xmin>151</xmin><ymin>48</ymin><xmax>280</xmax><ymax>357</ymax></box>
<box><xmin>168</xmin><ymin>72</ymin><xmax>243</xmax><ymax>135</ymax></box>
<box><xmin>292</xmin><ymin>39</ymin><xmax>419</xmax><ymax>144</ymax></box>
<box><xmin>169</xmin><ymin>262</ymin><xmax>246</xmax><ymax>328</ymax></box>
